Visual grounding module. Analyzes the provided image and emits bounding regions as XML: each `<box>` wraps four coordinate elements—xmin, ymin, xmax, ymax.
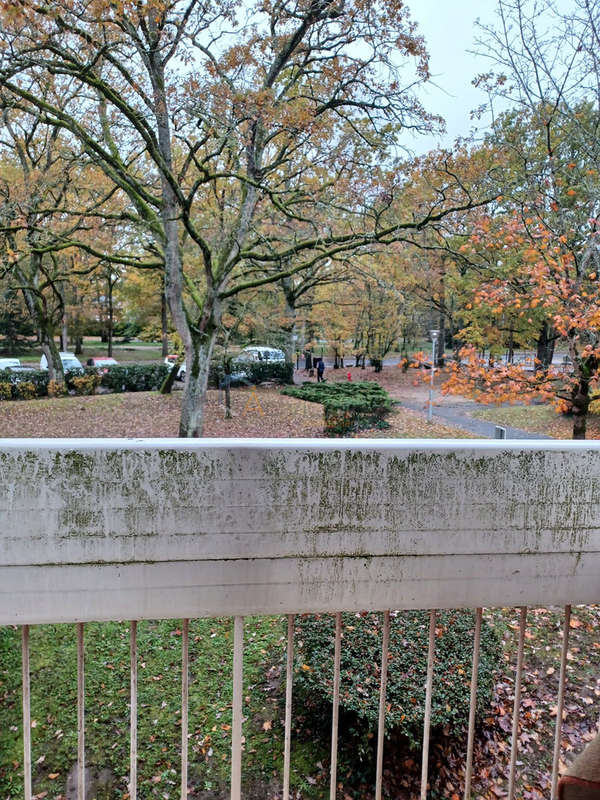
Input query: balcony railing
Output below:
<box><xmin>2</xmin><ymin>438</ymin><xmax>600</xmax><ymax>800</ymax></box>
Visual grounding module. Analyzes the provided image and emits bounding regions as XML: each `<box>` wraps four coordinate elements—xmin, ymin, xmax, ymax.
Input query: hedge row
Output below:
<box><xmin>0</xmin><ymin>364</ymin><xmax>169</xmax><ymax>399</ymax></box>
<box><xmin>281</xmin><ymin>380</ymin><xmax>392</xmax><ymax>435</ymax></box>
<box><xmin>208</xmin><ymin>360</ymin><xmax>294</xmax><ymax>387</ymax></box>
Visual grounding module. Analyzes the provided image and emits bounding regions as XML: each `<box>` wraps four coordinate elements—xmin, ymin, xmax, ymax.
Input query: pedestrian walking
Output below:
<box><xmin>317</xmin><ymin>359</ymin><xmax>325</xmax><ymax>382</ymax></box>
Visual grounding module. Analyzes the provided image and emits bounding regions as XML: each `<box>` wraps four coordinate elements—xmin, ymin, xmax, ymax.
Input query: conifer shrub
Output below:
<box><xmin>282</xmin><ymin>381</ymin><xmax>392</xmax><ymax>434</ymax></box>
<box><xmin>0</xmin><ymin>382</ymin><xmax>11</xmax><ymax>400</ymax></box>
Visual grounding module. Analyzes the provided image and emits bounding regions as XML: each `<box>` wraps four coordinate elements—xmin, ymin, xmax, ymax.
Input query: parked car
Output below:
<box><xmin>0</xmin><ymin>358</ymin><xmax>22</xmax><ymax>370</ymax></box>
<box><xmin>164</xmin><ymin>354</ymin><xmax>186</xmax><ymax>380</ymax></box>
<box><xmin>236</xmin><ymin>346</ymin><xmax>285</xmax><ymax>363</ymax></box>
<box><xmin>39</xmin><ymin>352</ymin><xmax>83</xmax><ymax>371</ymax></box>
<box><xmin>86</xmin><ymin>357</ymin><xmax>118</xmax><ymax>373</ymax></box>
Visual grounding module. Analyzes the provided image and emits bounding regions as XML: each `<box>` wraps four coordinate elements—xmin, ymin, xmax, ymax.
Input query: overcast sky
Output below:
<box><xmin>404</xmin><ymin>0</ymin><xmax>501</xmax><ymax>154</ymax></box>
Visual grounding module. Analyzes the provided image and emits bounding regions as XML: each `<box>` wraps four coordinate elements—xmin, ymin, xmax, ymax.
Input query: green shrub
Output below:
<box><xmin>282</xmin><ymin>380</ymin><xmax>392</xmax><ymax>435</ymax></box>
<box><xmin>95</xmin><ymin>363</ymin><xmax>169</xmax><ymax>393</ymax></box>
<box><xmin>25</xmin><ymin>369</ymin><xmax>51</xmax><ymax>396</ymax></box>
<box><xmin>0</xmin><ymin>382</ymin><xmax>12</xmax><ymax>400</ymax></box>
<box><xmin>15</xmin><ymin>381</ymin><xmax>37</xmax><ymax>400</ymax></box>
<box><xmin>209</xmin><ymin>360</ymin><xmax>294</xmax><ymax>387</ymax></box>
<box><xmin>294</xmin><ymin>610</ymin><xmax>500</xmax><ymax>749</ymax></box>
<box><xmin>0</xmin><ymin>368</ymin><xmax>49</xmax><ymax>397</ymax></box>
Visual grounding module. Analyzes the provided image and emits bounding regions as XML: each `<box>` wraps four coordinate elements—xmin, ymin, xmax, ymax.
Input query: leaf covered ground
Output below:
<box><xmin>0</xmin><ymin>383</ymin><xmax>468</xmax><ymax>440</ymax></box>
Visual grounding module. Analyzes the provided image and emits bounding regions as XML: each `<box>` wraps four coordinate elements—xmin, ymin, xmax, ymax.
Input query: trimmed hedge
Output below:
<box><xmin>93</xmin><ymin>363</ymin><xmax>169</xmax><ymax>393</ymax></box>
<box><xmin>209</xmin><ymin>360</ymin><xmax>294</xmax><ymax>388</ymax></box>
<box><xmin>282</xmin><ymin>380</ymin><xmax>392</xmax><ymax>435</ymax></box>
<box><xmin>0</xmin><ymin>364</ymin><xmax>169</xmax><ymax>400</ymax></box>
<box><xmin>0</xmin><ymin>368</ymin><xmax>49</xmax><ymax>398</ymax></box>
<box><xmin>294</xmin><ymin>610</ymin><xmax>501</xmax><ymax>748</ymax></box>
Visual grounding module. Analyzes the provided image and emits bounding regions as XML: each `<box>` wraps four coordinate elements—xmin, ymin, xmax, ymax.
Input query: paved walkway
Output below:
<box><xmin>398</xmin><ymin>398</ymin><xmax>552</xmax><ymax>439</ymax></box>
<box><xmin>293</xmin><ymin>364</ymin><xmax>552</xmax><ymax>439</ymax></box>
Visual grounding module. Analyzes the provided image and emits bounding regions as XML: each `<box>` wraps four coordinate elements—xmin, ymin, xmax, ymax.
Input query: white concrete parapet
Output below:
<box><xmin>1</xmin><ymin>438</ymin><xmax>600</xmax><ymax>624</ymax></box>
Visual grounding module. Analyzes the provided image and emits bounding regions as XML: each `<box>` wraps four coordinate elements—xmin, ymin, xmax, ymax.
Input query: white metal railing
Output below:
<box><xmin>3</xmin><ymin>438</ymin><xmax>600</xmax><ymax>799</ymax></box>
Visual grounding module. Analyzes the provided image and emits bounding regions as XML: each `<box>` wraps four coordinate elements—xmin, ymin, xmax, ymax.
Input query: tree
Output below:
<box><xmin>0</xmin><ymin>0</ymin><xmax>494</xmax><ymax>435</ymax></box>
<box><xmin>444</xmin><ymin>0</ymin><xmax>600</xmax><ymax>439</ymax></box>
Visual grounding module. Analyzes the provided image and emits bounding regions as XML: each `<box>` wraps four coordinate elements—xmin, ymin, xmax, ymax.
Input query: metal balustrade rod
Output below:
<box><xmin>231</xmin><ymin>616</ymin><xmax>244</xmax><ymax>800</ymax></box>
<box><xmin>420</xmin><ymin>609</ymin><xmax>437</xmax><ymax>800</ymax></box>
<box><xmin>551</xmin><ymin>605</ymin><xmax>571</xmax><ymax>800</ymax></box>
<box><xmin>283</xmin><ymin>615</ymin><xmax>294</xmax><ymax>800</ymax></box>
<box><xmin>375</xmin><ymin>610</ymin><xmax>391</xmax><ymax>800</ymax></box>
<box><xmin>508</xmin><ymin>607</ymin><xmax>527</xmax><ymax>800</ymax></box>
<box><xmin>464</xmin><ymin>608</ymin><xmax>482</xmax><ymax>800</ymax></box>
<box><xmin>77</xmin><ymin>622</ymin><xmax>85</xmax><ymax>800</ymax></box>
<box><xmin>330</xmin><ymin>612</ymin><xmax>342</xmax><ymax>800</ymax></box>
<box><xmin>22</xmin><ymin>625</ymin><xmax>31</xmax><ymax>800</ymax></box>
<box><xmin>181</xmin><ymin>619</ymin><xmax>189</xmax><ymax>800</ymax></box>
<box><xmin>130</xmin><ymin>621</ymin><xmax>137</xmax><ymax>800</ymax></box>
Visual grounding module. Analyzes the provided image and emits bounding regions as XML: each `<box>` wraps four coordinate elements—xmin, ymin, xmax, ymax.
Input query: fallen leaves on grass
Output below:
<box><xmin>0</xmin><ymin>387</ymin><xmax>323</xmax><ymax>438</ymax></box>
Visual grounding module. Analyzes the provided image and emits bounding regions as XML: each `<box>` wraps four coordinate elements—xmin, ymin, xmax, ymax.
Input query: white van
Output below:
<box><xmin>39</xmin><ymin>352</ymin><xmax>83</xmax><ymax>371</ymax></box>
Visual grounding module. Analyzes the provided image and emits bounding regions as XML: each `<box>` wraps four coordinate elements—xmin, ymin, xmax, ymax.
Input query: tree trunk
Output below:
<box><xmin>507</xmin><ymin>329</ymin><xmax>514</xmax><ymax>364</ymax></box>
<box><xmin>20</xmin><ymin>278</ymin><xmax>64</xmax><ymax>382</ymax></box>
<box><xmin>40</xmin><ymin>336</ymin><xmax>64</xmax><ymax>383</ymax></box>
<box><xmin>281</xmin><ymin>278</ymin><xmax>298</xmax><ymax>362</ymax></box>
<box><xmin>572</xmin><ymin>379</ymin><xmax>590</xmax><ymax>440</ymax></box>
<box><xmin>536</xmin><ymin>321</ymin><xmax>556</xmax><ymax>371</ymax></box>
<box><xmin>61</xmin><ymin>315</ymin><xmax>68</xmax><ymax>352</ymax></box>
<box><xmin>179</xmin><ymin>335</ymin><xmax>216</xmax><ymax>437</ymax></box>
<box><xmin>161</xmin><ymin>278</ymin><xmax>169</xmax><ymax>358</ymax></box>
<box><xmin>107</xmin><ymin>278</ymin><xmax>114</xmax><ymax>358</ymax></box>
<box><xmin>570</xmin><ymin>358</ymin><xmax>596</xmax><ymax>439</ymax></box>
<box><xmin>436</xmin><ymin>315</ymin><xmax>445</xmax><ymax>367</ymax></box>
<box><xmin>160</xmin><ymin>361</ymin><xmax>181</xmax><ymax>395</ymax></box>
<box><xmin>224</xmin><ymin>379</ymin><xmax>231</xmax><ymax>419</ymax></box>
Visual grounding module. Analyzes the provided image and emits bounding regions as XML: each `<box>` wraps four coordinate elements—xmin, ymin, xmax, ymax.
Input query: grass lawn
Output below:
<box><xmin>0</xmin><ymin>618</ymin><xmax>325</xmax><ymax>800</ymax></box>
<box><xmin>469</xmin><ymin>403</ymin><xmax>600</xmax><ymax>439</ymax></box>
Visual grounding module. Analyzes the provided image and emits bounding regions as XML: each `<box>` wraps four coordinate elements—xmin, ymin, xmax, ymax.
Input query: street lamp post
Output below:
<box><xmin>428</xmin><ymin>329</ymin><xmax>440</xmax><ymax>423</ymax></box>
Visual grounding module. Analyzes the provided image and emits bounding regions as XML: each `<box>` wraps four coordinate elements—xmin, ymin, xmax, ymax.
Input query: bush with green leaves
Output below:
<box><xmin>294</xmin><ymin>610</ymin><xmax>501</xmax><ymax>749</ymax></box>
<box><xmin>90</xmin><ymin>363</ymin><xmax>169</xmax><ymax>393</ymax></box>
<box><xmin>208</xmin><ymin>360</ymin><xmax>294</xmax><ymax>387</ymax></box>
<box><xmin>0</xmin><ymin>368</ymin><xmax>49</xmax><ymax>398</ymax></box>
<box><xmin>282</xmin><ymin>380</ymin><xmax>392</xmax><ymax>434</ymax></box>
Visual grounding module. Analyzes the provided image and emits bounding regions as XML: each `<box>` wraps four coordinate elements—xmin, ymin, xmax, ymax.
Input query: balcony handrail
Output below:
<box><xmin>2</xmin><ymin>437</ymin><xmax>600</xmax><ymax>625</ymax></box>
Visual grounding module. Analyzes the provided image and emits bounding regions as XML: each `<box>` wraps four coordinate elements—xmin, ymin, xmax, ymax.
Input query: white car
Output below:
<box><xmin>39</xmin><ymin>352</ymin><xmax>83</xmax><ymax>371</ymax></box>
<box><xmin>236</xmin><ymin>346</ymin><xmax>285</xmax><ymax>363</ymax></box>
<box><xmin>164</xmin><ymin>355</ymin><xmax>186</xmax><ymax>380</ymax></box>
<box><xmin>0</xmin><ymin>358</ymin><xmax>22</xmax><ymax>370</ymax></box>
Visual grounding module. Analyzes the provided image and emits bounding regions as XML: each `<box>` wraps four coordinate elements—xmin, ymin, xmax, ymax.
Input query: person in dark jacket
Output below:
<box><xmin>317</xmin><ymin>359</ymin><xmax>325</xmax><ymax>382</ymax></box>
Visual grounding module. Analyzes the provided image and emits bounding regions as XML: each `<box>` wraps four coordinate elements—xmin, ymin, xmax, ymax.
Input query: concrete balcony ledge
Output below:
<box><xmin>2</xmin><ymin>438</ymin><xmax>600</xmax><ymax>624</ymax></box>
